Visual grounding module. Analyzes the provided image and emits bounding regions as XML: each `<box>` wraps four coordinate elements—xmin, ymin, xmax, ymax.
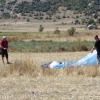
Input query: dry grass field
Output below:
<box><xmin>0</xmin><ymin>52</ymin><xmax>100</xmax><ymax>99</ymax></box>
<box><xmin>0</xmin><ymin>21</ymin><xmax>85</xmax><ymax>32</ymax></box>
<box><xmin>0</xmin><ymin>20</ymin><xmax>100</xmax><ymax>100</ymax></box>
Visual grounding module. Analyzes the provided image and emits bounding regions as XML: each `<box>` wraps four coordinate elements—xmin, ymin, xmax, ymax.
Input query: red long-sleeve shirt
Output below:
<box><xmin>0</xmin><ymin>40</ymin><xmax>8</xmax><ymax>48</ymax></box>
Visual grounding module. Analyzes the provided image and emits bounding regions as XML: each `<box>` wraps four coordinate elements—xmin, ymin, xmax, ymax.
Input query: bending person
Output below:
<box><xmin>91</xmin><ymin>35</ymin><xmax>100</xmax><ymax>64</ymax></box>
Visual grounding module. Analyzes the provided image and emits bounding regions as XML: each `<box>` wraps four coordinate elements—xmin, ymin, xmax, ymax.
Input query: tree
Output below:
<box><xmin>2</xmin><ymin>12</ymin><xmax>10</xmax><ymax>19</ymax></box>
<box><xmin>93</xmin><ymin>14</ymin><xmax>98</xmax><ymax>19</ymax></box>
<box><xmin>39</xmin><ymin>25</ymin><xmax>44</xmax><ymax>32</ymax></box>
<box><xmin>67</xmin><ymin>27</ymin><xmax>76</xmax><ymax>36</ymax></box>
<box><xmin>27</xmin><ymin>18</ymin><xmax>30</xmax><ymax>22</ymax></box>
<box><xmin>81</xmin><ymin>18</ymin><xmax>86</xmax><ymax>24</ymax></box>
<box><xmin>88</xmin><ymin>18</ymin><xmax>95</xmax><ymax>25</ymax></box>
<box><xmin>75</xmin><ymin>20</ymin><xmax>80</xmax><ymax>24</ymax></box>
<box><xmin>96</xmin><ymin>18</ymin><xmax>100</xmax><ymax>23</ymax></box>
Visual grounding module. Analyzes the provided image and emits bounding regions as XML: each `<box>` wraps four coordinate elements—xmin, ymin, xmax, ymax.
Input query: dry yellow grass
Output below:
<box><xmin>0</xmin><ymin>52</ymin><xmax>100</xmax><ymax>99</ymax></box>
<box><xmin>0</xmin><ymin>75</ymin><xmax>100</xmax><ymax>100</ymax></box>
<box><xmin>0</xmin><ymin>21</ymin><xmax>100</xmax><ymax>99</ymax></box>
<box><xmin>0</xmin><ymin>21</ymin><xmax>95</xmax><ymax>32</ymax></box>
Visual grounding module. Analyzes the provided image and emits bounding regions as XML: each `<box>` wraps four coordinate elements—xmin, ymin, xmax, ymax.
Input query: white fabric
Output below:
<box><xmin>48</xmin><ymin>50</ymin><xmax>98</xmax><ymax>69</ymax></box>
<box><xmin>49</xmin><ymin>61</ymin><xmax>61</xmax><ymax>69</ymax></box>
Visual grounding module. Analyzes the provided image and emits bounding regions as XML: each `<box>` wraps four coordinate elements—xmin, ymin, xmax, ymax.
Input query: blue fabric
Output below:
<box><xmin>43</xmin><ymin>50</ymin><xmax>98</xmax><ymax>69</ymax></box>
<box><xmin>53</xmin><ymin>50</ymin><xmax>98</xmax><ymax>68</ymax></box>
<box><xmin>42</xmin><ymin>63</ymin><xmax>49</xmax><ymax>67</ymax></box>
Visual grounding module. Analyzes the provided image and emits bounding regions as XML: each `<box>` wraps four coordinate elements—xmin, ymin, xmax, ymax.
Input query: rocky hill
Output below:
<box><xmin>0</xmin><ymin>0</ymin><xmax>100</xmax><ymax>24</ymax></box>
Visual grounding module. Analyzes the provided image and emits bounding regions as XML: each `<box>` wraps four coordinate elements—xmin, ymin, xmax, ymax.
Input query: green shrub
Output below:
<box><xmin>39</xmin><ymin>25</ymin><xmax>44</xmax><ymax>32</ymax></box>
<box><xmin>67</xmin><ymin>27</ymin><xmax>76</xmax><ymax>36</ymax></box>
<box><xmin>54</xmin><ymin>27</ymin><xmax>60</xmax><ymax>34</ymax></box>
<box><xmin>27</xmin><ymin>18</ymin><xmax>30</xmax><ymax>22</ymax></box>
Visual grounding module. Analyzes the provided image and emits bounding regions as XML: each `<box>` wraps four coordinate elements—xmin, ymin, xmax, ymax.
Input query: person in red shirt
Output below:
<box><xmin>0</xmin><ymin>36</ymin><xmax>10</xmax><ymax>64</ymax></box>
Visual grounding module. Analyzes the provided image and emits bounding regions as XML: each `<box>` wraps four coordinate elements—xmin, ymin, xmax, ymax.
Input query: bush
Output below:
<box><xmin>96</xmin><ymin>18</ymin><xmax>100</xmax><ymax>23</ymax></box>
<box><xmin>54</xmin><ymin>27</ymin><xmax>60</xmax><ymax>34</ymax></box>
<box><xmin>81</xmin><ymin>18</ymin><xmax>86</xmax><ymax>24</ymax></box>
<box><xmin>67</xmin><ymin>27</ymin><xmax>76</xmax><ymax>36</ymax></box>
<box><xmin>75</xmin><ymin>20</ymin><xmax>80</xmax><ymax>24</ymax></box>
<box><xmin>27</xmin><ymin>18</ymin><xmax>30</xmax><ymax>22</ymax></box>
<box><xmin>76</xmin><ymin>44</ymin><xmax>88</xmax><ymax>51</ymax></box>
<box><xmin>39</xmin><ymin>25</ymin><xmax>44</xmax><ymax>32</ymax></box>
<box><xmin>3</xmin><ymin>12</ymin><xmax>10</xmax><ymax>19</ymax></box>
<box><xmin>71</xmin><ymin>44</ymin><xmax>88</xmax><ymax>51</ymax></box>
<box><xmin>93</xmin><ymin>14</ymin><xmax>98</xmax><ymax>19</ymax></box>
<box><xmin>88</xmin><ymin>18</ymin><xmax>95</xmax><ymax>24</ymax></box>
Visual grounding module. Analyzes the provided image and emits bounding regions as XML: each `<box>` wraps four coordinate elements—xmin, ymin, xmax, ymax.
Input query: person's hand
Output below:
<box><xmin>4</xmin><ymin>48</ymin><xmax>7</xmax><ymax>50</ymax></box>
<box><xmin>91</xmin><ymin>50</ymin><xmax>93</xmax><ymax>53</ymax></box>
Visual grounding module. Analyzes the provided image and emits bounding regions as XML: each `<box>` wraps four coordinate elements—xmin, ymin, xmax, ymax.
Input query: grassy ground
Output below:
<box><xmin>0</xmin><ymin>21</ymin><xmax>88</xmax><ymax>32</ymax></box>
<box><xmin>0</xmin><ymin>75</ymin><xmax>100</xmax><ymax>100</ymax></box>
<box><xmin>0</xmin><ymin>52</ymin><xmax>100</xmax><ymax>99</ymax></box>
<box><xmin>0</xmin><ymin>22</ymin><xmax>100</xmax><ymax>99</ymax></box>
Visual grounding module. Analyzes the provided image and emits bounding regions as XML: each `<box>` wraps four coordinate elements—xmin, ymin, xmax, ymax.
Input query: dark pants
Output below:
<box><xmin>1</xmin><ymin>49</ymin><xmax>8</xmax><ymax>58</ymax></box>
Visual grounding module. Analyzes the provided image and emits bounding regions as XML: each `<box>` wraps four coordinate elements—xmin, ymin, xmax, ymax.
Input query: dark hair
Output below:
<box><xmin>94</xmin><ymin>35</ymin><xmax>98</xmax><ymax>39</ymax></box>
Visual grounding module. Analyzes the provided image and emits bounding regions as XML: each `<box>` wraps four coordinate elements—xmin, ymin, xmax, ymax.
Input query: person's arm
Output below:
<box><xmin>91</xmin><ymin>46</ymin><xmax>96</xmax><ymax>53</ymax></box>
<box><xmin>0</xmin><ymin>45</ymin><xmax>7</xmax><ymax>50</ymax></box>
<box><xmin>0</xmin><ymin>42</ymin><xmax>7</xmax><ymax>50</ymax></box>
<box><xmin>0</xmin><ymin>44</ymin><xmax>4</xmax><ymax>49</ymax></box>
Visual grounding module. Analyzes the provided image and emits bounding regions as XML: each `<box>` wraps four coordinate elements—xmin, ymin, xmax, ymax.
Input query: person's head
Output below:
<box><xmin>2</xmin><ymin>36</ymin><xmax>7</xmax><ymax>41</ymax></box>
<box><xmin>94</xmin><ymin>35</ymin><xmax>99</xmax><ymax>41</ymax></box>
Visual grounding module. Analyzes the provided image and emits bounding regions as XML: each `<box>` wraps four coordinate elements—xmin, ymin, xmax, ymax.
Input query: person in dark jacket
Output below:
<box><xmin>91</xmin><ymin>35</ymin><xmax>100</xmax><ymax>64</ymax></box>
<box><xmin>0</xmin><ymin>36</ymin><xmax>10</xmax><ymax>64</ymax></box>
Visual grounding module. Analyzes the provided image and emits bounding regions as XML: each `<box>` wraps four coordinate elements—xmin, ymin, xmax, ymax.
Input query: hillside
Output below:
<box><xmin>0</xmin><ymin>0</ymin><xmax>100</xmax><ymax>24</ymax></box>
